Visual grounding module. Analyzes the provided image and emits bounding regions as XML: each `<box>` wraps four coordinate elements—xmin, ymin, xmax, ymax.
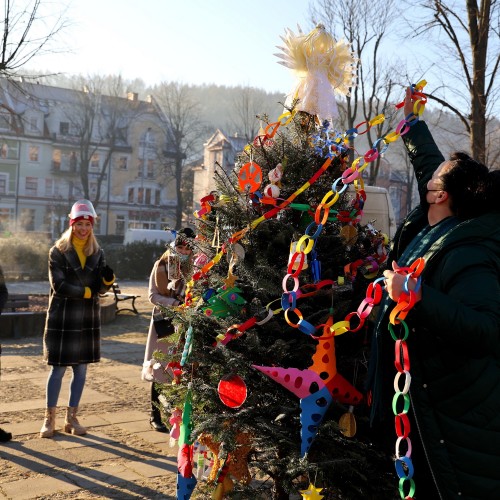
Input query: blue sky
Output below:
<box><xmin>30</xmin><ymin>0</ymin><xmax>315</xmax><ymax>94</ymax></box>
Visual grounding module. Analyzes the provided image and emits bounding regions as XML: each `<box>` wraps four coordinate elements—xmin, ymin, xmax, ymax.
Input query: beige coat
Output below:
<box><xmin>143</xmin><ymin>254</ymin><xmax>189</xmax><ymax>383</ymax></box>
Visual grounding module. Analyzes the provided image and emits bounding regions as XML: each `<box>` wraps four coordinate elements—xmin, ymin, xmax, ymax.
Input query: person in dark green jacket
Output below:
<box><xmin>368</xmin><ymin>88</ymin><xmax>500</xmax><ymax>500</ymax></box>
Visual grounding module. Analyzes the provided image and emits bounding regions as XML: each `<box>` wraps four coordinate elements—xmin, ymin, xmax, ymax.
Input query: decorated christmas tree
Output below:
<box><xmin>156</xmin><ymin>25</ymin><xmax>405</xmax><ymax>500</ymax></box>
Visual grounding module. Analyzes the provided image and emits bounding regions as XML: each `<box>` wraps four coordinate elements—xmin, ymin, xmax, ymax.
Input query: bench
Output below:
<box><xmin>104</xmin><ymin>283</ymin><xmax>140</xmax><ymax>315</ymax></box>
<box><xmin>3</xmin><ymin>293</ymin><xmax>30</xmax><ymax>311</ymax></box>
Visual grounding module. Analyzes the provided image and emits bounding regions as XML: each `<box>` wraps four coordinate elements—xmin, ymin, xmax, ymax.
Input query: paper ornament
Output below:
<box><xmin>176</xmin><ymin>387</ymin><xmax>197</xmax><ymax>499</ymax></box>
<box><xmin>300</xmin><ymin>483</ymin><xmax>324</xmax><ymax>500</ymax></box>
<box><xmin>276</xmin><ymin>24</ymin><xmax>357</xmax><ymax>121</ymax></box>
<box><xmin>176</xmin><ymin>472</ymin><xmax>197</xmax><ymax>500</ymax></box>
<box><xmin>238</xmin><ymin>161</ymin><xmax>262</xmax><ymax>193</ymax></box>
<box><xmin>253</xmin><ymin>315</ymin><xmax>363</xmax><ymax>455</ymax></box>
<box><xmin>218</xmin><ymin>373</ymin><xmax>248</xmax><ymax>408</ymax></box>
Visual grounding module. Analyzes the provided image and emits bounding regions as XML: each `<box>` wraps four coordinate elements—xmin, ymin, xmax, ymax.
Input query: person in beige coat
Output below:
<box><xmin>142</xmin><ymin>228</ymin><xmax>196</xmax><ymax>431</ymax></box>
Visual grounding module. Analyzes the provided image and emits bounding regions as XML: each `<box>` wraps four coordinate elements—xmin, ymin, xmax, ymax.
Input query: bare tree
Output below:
<box><xmin>153</xmin><ymin>82</ymin><xmax>205</xmax><ymax>228</ymax></box>
<box><xmin>0</xmin><ymin>0</ymin><xmax>68</xmax><ymax>78</ymax></box>
<box><xmin>226</xmin><ymin>86</ymin><xmax>263</xmax><ymax>142</ymax></box>
<box><xmin>310</xmin><ymin>0</ymin><xmax>402</xmax><ymax>185</ymax></box>
<box><xmin>64</xmin><ymin>75</ymin><xmax>137</xmax><ymax>209</ymax></box>
<box><xmin>405</xmin><ymin>0</ymin><xmax>500</xmax><ymax>163</ymax></box>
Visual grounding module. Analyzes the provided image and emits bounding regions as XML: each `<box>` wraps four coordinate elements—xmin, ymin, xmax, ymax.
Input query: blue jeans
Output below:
<box><xmin>46</xmin><ymin>364</ymin><xmax>88</xmax><ymax>408</ymax></box>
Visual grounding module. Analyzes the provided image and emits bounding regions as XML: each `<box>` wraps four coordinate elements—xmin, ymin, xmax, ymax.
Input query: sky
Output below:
<box><xmin>28</xmin><ymin>0</ymin><xmax>315</xmax><ymax>95</ymax></box>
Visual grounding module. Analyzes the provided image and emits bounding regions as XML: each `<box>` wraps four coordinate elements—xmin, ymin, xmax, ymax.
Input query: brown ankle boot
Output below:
<box><xmin>40</xmin><ymin>407</ymin><xmax>57</xmax><ymax>438</ymax></box>
<box><xmin>64</xmin><ymin>407</ymin><xmax>87</xmax><ymax>435</ymax></box>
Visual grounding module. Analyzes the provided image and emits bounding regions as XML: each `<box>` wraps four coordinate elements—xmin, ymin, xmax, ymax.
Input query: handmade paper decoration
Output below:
<box><xmin>198</xmin><ymin>432</ymin><xmax>253</xmax><ymax>489</ymax></box>
<box><xmin>218</xmin><ymin>373</ymin><xmax>248</xmax><ymax>408</ymax></box>
<box><xmin>253</xmin><ymin>315</ymin><xmax>363</xmax><ymax>455</ymax></box>
<box><xmin>238</xmin><ymin>161</ymin><xmax>262</xmax><ymax>193</ymax></box>
<box><xmin>300</xmin><ymin>483</ymin><xmax>325</xmax><ymax>500</ymax></box>
<box><xmin>203</xmin><ymin>286</ymin><xmax>247</xmax><ymax>318</ymax></box>
<box><xmin>176</xmin><ymin>387</ymin><xmax>197</xmax><ymax>500</ymax></box>
<box><xmin>276</xmin><ymin>24</ymin><xmax>357</xmax><ymax>121</ymax></box>
<box><xmin>169</xmin><ymin>407</ymin><xmax>183</xmax><ymax>447</ymax></box>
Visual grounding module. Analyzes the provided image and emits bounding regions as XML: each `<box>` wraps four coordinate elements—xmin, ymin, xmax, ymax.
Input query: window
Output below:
<box><xmin>137</xmin><ymin>159</ymin><xmax>144</xmax><ymax>177</ymax></box>
<box><xmin>59</xmin><ymin>122</ymin><xmax>70</xmax><ymax>135</ymax></box>
<box><xmin>0</xmin><ymin>207</ymin><xmax>12</xmax><ymax>231</ymax></box>
<box><xmin>25</xmin><ymin>177</ymin><xmax>38</xmax><ymax>196</ymax></box>
<box><xmin>30</xmin><ymin>117</ymin><xmax>38</xmax><ymax>132</ymax></box>
<box><xmin>147</xmin><ymin>159</ymin><xmax>154</xmax><ymax>178</ymax></box>
<box><xmin>28</xmin><ymin>145</ymin><xmax>39</xmax><ymax>162</ymax></box>
<box><xmin>20</xmin><ymin>208</ymin><xmax>35</xmax><ymax>231</ymax></box>
<box><xmin>0</xmin><ymin>174</ymin><xmax>7</xmax><ymax>194</ymax></box>
<box><xmin>0</xmin><ymin>139</ymin><xmax>18</xmax><ymax>160</ymax></box>
<box><xmin>115</xmin><ymin>215</ymin><xmax>125</xmax><ymax>235</ymax></box>
<box><xmin>68</xmin><ymin>151</ymin><xmax>78</xmax><ymax>172</ymax></box>
<box><xmin>145</xmin><ymin>188</ymin><xmax>151</xmax><ymax>205</ymax></box>
<box><xmin>90</xmin><ymin>153</ymin><xmax>100</xmax><ymax>169</ymax></box>
<box><xmin>45</xmin><ymin>178</ymin><xmax>59</xmax><ymax>196</ymax></box>
<box><xmin>128</xmin><ymin>187</ymin><xmax>134</xmax><ymax>203</ymax></box>
<box><xmin>155</xmin><ymin>190</ymin><xmax>161</xmax><ymax>205</ymax></box>
<box><xmin>137</xmin><ymin>187</ymin><xmax>144</xmax><ymax>204</ymax></box>
<box><xmin>117</xmin><ymin>156</ymin><xmax>128</xmax><ymax>170</ymax></box>
<box><xmin>0</xmin><ymin>111</ymin><xmax>11</xmax><ymax>131</ymax></box>
<box><xmin>52</xmin><ymin>149</ymin><xmax>61</xmax><ymax>170</ymax></box>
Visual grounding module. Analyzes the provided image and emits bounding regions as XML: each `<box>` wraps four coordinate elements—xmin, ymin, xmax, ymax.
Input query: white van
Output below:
<box><xmin>348</xmin><ymin>185</ymin><xmax>397</xmax><ymax>239</ymax></box>
<box><xmin>123</xmin><ymin>228</ymin><xmax>174</xmax><ymax>246</ymax></box>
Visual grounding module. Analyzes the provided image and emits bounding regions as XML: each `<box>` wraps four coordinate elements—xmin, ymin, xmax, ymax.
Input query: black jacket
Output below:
<box><xmin>370</xmin><ymin>121</ymin><xmax>500</xmax><ymax>499</ymax></box>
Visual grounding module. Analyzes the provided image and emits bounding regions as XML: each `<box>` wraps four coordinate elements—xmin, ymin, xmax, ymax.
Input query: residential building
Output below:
<box><xmin>0</xmin><ymin>79</ymin><xmax>177</xmax><ymax>241</ymax></box>
<box><xmin>192</xmin><ymin>129</ymin><xmax>247</xmax><ymax>212</ymax></box>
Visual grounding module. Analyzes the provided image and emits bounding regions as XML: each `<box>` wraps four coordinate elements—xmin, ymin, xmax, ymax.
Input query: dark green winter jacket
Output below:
<box><xmin>370</xmin><ymin>121</ymin><xmax>500</xmax><ymax>499</ymax></box>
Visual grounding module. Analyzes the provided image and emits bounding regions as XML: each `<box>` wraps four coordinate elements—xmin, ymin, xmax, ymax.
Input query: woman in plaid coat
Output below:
<box><xmin>40</xmin><ymin>200</ymin><xmax>114</xmax><ymax>438</ymax></box>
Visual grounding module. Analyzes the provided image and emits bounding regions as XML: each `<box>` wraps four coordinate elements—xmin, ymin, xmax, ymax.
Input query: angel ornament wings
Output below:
<box><xmin>276</xmin><ymin>24</ymin><xmax>357</xmax><ymax>122</ymax></box>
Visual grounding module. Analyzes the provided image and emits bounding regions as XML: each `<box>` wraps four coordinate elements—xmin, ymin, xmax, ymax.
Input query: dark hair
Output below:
<box><xmin>440</xmin><ymin>152</ymin><xmax>489</xmax><ymax>219</ymax></box>
<box><xmin>485</xmin><ymin>169</ymin><xmax>500</xmax><ymax>213</ymax></box>
<box><xmin>174</xmin><ymin>227</ymin><xmax>196</xmax><ymax>248</ymax></box>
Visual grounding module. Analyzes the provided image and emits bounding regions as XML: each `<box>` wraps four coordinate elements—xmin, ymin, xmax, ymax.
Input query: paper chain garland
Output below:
<box><xmin>388</xmin><ymin>258</ymin><xmax>425</xmax><ymax>500</ymax></box>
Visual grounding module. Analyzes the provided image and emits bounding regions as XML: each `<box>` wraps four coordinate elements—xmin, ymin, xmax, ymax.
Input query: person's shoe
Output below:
<box><xmin>150</xmin><ymin>417</ymin><xmax>168</xmax><ymax>433</ymax></box>
<box><xmin>0</xmin><ymin>427</ymin><xmax>12</xmax><ymax>442</ymax></box>
<box><xmin>40</xmin><ymin>407</ymin><xmax>57</xmax><ymax>438</ymax></box>
<box><xmin>64</xmin><ymin>407</ymin><xmax>87</xmax><ymax>436</ymax></box>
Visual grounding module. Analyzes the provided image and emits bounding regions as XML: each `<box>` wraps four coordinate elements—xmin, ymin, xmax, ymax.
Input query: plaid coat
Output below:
<box><xmin>43</xmin><ymin>246</ymin><xmax>111</xmax><ymax>366</ymax></box>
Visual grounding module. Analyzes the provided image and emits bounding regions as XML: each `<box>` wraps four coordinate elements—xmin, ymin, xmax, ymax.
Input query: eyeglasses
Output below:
<box><xmin>427</xmin><ymin>189</ymin><xmax>443</xmax><ymax>192</ymax></box>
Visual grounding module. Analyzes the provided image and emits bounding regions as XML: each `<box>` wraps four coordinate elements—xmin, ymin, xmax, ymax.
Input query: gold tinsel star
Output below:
<box><xmin>300</xmin><ymin>483</ymin><xmax>324</xmax><ymax>500</ymax></box>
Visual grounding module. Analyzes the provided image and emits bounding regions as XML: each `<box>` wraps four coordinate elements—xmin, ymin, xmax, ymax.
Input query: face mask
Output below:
<box><xmin>178</xmin><ymin>253</ymin><xmax>190</xmax><ymax>262</ymax></box>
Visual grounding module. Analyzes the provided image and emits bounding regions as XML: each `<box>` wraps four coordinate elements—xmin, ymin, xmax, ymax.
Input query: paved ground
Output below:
<box><xmin>0</xmin><ymin>281</ymin><xmax>180</xmax><ymax>500</ymax></box>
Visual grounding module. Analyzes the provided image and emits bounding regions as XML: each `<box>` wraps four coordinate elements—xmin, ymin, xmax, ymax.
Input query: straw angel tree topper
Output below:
<box><xmin>156</xmin><ymin>24</ymin><xmax>395</xmax><ymax>500</ymax></box>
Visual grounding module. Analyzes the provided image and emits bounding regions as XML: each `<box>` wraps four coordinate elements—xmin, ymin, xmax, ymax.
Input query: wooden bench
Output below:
<box><xmin>3</xmin><ymin>293</ymin><xmax>30</xmax><ymax>311</ymax></box>
<box><xmin>104</xmin><ymin>283</ymin><xmax>140</xmax><ymax>315</ymax></box>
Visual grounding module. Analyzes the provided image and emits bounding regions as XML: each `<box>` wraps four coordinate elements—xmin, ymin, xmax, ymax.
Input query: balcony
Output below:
<box><xmin>50</xmin><ymin>161</ymin><xmax>79</xmax><ymax>176</ymax></box>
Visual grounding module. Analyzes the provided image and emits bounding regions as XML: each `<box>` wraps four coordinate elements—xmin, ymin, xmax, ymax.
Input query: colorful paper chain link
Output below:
<box><xmin>381</xmin><ymin>257</ymin><xmax>423</xmax><ymax>500</ymax></box>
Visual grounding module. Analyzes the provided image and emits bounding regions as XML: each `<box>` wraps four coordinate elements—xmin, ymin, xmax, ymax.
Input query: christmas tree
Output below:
<box><xmin>156</xmin><ymin>25</ymin><xmax>402</xmax><ymax>500</ymax></box>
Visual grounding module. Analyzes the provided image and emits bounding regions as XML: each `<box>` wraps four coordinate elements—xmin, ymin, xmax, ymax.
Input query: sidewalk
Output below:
<box><xmin>0</xmin><ymin>281</ymin><xmax>179</xmax><ymax>500</ymax></box>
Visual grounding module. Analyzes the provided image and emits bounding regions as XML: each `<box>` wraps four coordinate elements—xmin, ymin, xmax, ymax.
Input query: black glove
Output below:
<box><xmin>101</xmin><ymin>265</ymin><xmax>114</xmax><ymax>282</ymax></box>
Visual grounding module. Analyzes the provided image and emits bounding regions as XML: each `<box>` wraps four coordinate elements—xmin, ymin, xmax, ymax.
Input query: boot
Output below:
<box><xmin>0</xmin><ymin>427</ymin><xmax>12</xmax><ymax>442</ymax></box>
<box><xmin>64</xmin><ymin>407</ymin><xmax>87</xmax><ymax>435</ymax></box>
<box><xmin>150</xmin><ymin>384</ymin><xmax>167</xmax><ymax>432</ymax></box>
<box><xmin>40</xmin><ymin>407</ymin><xmax>57</xmax><ymax>438</ymax></box>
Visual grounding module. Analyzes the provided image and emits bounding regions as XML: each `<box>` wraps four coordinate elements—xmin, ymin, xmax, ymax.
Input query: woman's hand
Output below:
<box><xmin>383</xmin><ymin>261</ymin><xmax>422</xmax><ymax>302</ymax></box>
<box><xmin>403</xmin><ymin>87</ymin><xmax>415</xmax><ymax>118</ymax></box>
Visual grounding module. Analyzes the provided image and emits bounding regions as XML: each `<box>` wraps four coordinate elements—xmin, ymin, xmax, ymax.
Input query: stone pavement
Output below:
<box><xmin>0</xmin><ymin>281</ymin><xmax>179</xmax><ymax>500</ymax></box>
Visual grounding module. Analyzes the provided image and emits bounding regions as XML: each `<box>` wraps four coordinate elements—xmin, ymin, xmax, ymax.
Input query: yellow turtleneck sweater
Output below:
<box><xmin>72</xmin><ymin>237</ymin><xmax>92</xmax><ymax>299</ymax></box>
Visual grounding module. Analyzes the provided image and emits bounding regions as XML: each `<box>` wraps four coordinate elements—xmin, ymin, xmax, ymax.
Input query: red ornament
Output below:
<box><xmin>218</xmin><ymin>374</ymin><xmax>247</xmax><ymax>408</ymax></box>
<box><xmin>238</xmin><ymin>162</ymin><xmax>262</xmax><ymax>193</ymax></box>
